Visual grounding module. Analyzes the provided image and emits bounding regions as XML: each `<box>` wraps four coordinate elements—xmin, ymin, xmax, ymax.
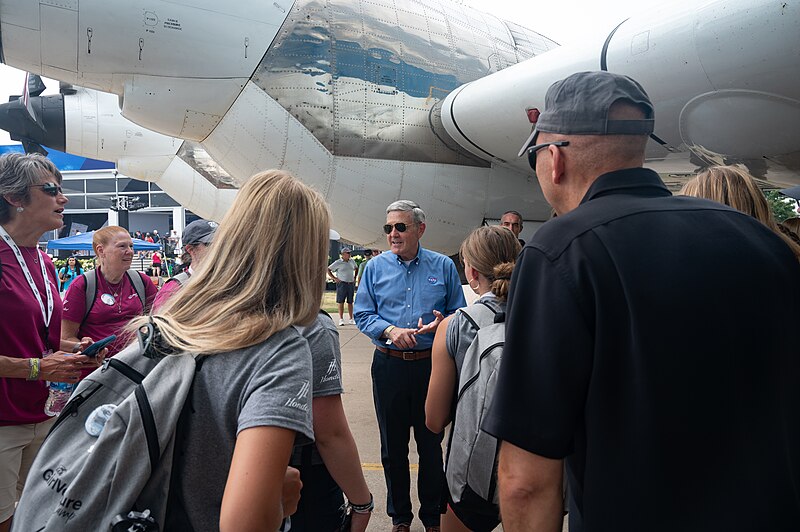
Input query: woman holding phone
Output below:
<box><xmin>0</xmin><ymin>153</ymin><xmax>100</xmax><ymax>532</ymax></box>
<box><xmin>130</xmin><ymin>170</ymin><xmax>328</xmax><ymax>530</ymax></box>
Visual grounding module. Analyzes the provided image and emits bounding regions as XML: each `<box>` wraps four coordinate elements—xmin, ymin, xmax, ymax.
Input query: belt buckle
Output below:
<box><xmin>402</xmin><ymin>351</ymin><xmax>415</xmax><ymax>361</ymax></box>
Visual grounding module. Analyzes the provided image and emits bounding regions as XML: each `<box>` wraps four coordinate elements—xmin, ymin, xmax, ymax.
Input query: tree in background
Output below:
<box><xmin>766</xmin><ymin>190</ymin><xmax>798</xmax><ymax>223</ymax></box>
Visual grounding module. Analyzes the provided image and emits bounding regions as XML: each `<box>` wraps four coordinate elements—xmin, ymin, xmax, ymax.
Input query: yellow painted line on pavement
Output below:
<box><xmin>362</xmin><ymin>463</ymin><xmax>418</xmax><ymax>471</ymax></box>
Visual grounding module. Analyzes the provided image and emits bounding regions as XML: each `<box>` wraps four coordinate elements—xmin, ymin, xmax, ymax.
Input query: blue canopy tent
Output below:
<box><xmin>47</xmin><ymin>231</ymin><xmax>161</xmax><ymax>252</ymax></box>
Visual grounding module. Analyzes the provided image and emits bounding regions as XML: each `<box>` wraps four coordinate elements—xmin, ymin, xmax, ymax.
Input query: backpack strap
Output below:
<box><xmin>458</xmin><ymin>299</ymin><xmax>499</xmax><ymax>332</ymax></box>
<box><xmin>126</xmin><ymin>269</ymin><xmax>149</xmax><ymax>313</ymax></box>
<box><xmin>81</xmin><ymin>269</ymin><xmax>98</xmax><ymax>326</ymax></box>
<box><xmin>170</xmin><ymin>271</ymin><xmax>190</xmax><ymax>287</ymax></box>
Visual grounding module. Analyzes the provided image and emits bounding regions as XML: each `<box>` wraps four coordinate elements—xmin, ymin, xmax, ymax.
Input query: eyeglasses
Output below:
<box><xmin>383</xmin><ymin>222</ymin><xmax>410</xmax><ymax>234</ymax></box>
<box><xmin>526</xmin><ymin>141</ymin><xmax>569</xmax><ymax>170</ymax></box>
<box><xmin>31</xmin><ymin>183</ymin><xmax>63</xmax><ymax>197</ymax></box>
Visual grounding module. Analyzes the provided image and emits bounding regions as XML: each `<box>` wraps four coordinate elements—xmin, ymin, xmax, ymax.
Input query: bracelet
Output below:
<box><xmin>73</xmin><ymin>342</ymin><xmax>82</xmax><ymax>353</ymax></box>
<box><xmin>27</xmin><ymin>358</ymin><xmax>41</xmax><ymax>381</ymax></box>
<box><xmin>383</xmin><ymin>325</ymin><xmax>395</xmax><ymax>338</ymax></box>
<box><xmin>349</xmin><ymin>493</ymin><xmax>374</xmax><ymax>514</ymax></box>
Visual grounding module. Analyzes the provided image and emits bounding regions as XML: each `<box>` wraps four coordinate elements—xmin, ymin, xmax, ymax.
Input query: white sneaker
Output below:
<box><xmin>339</xmin><ymin>319</ymin><xmax>345</xmax><ymax>326</ymax></box>
<box><xmin>349</xmin><ymin>318</ymin><xmax>356</xmax><ymax>325</ymax></box>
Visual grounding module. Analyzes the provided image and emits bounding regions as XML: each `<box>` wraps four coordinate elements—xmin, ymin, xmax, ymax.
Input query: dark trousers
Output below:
<box><xmin>371</xmin><ymin>349</ymin><xmax>445</xmax><ymax>527</ymax></box>
<box><xmin>291</xmin><ymin>462</ymin><xmax>347</xmax><ymax>532</ymax></box>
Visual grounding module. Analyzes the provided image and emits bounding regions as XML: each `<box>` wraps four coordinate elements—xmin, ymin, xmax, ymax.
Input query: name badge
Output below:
<box><xmin>101</xmin><ymin>293</ymin><xmax>115</xmax><ymax>306</ymax></box>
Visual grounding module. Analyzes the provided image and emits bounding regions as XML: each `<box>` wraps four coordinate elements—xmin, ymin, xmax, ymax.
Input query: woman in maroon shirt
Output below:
<box><xmin>61</xmin><ymin>226</ymin><xmax>157</xmax><ymax>358</ymax></box>
<box><xmin>0</xmin><ymin>153</ymin><xmax>98</xmax><ymax>532</ymax></box>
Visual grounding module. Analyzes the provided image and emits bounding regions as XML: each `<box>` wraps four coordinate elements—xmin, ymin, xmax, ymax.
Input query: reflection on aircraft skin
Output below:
<box><xmin>250</xmin><ymin>0</ymin><xmax>557</xmax><ymax>168</ymax></box>
<box><xmin>0</xmin><ymin>0</ymin><xmax>797</xmax><ymax>253</ymax></box>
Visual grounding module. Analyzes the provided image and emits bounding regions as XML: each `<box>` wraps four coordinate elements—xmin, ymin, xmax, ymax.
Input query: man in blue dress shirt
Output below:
<box><xmin>355</xmin><ymin>200</ymin><xmax>465</xmax><ymax>532</ymax></box>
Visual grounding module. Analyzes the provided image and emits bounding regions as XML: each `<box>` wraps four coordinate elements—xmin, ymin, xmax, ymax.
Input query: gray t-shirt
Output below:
<box><xmin>177</xmin><ymin>326</ymin><xmax>314</xmax><ymax>530</ymax></box>
<box><xmin>328</xmin><ymin>258</ymin><xmax>357</xmax><ymax>283</ymax></box>
<box><xmin>291</xmin><ymin>312</ymin><xmax>344</xmax><ymax>465</ymax></box>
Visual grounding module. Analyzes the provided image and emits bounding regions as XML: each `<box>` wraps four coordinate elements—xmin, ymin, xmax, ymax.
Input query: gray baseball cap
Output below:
<box><xmin>780</xmin><ymin>185</ymin><xmax>800</xmax><ymax>200</ymax></box>
<box><xmin>182</xmin><ymin>219</ymin><xmax>217</xmax><ymax>245</ymax></box>
<box><xmin>518</xmin><ymin>71</ymin><xmax>655</xmax><ymax>157</ymax></box>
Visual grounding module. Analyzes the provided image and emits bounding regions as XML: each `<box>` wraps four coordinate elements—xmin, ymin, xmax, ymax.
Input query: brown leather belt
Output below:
<box><xmin>376</xmin><ymin>346</ymin><xmax>432</xmax><ymax>360</ymax></box>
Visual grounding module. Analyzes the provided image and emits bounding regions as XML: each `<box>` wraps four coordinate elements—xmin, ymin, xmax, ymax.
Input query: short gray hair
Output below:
<box><xmin>0</xmin><ymin>153</ymin><xmax>63</xmax><ymax>224</ymax></box>
<box><xmin>387</xmin><ymin>200</ymin><xmax>426</xmax><ymax>224</ymax></box>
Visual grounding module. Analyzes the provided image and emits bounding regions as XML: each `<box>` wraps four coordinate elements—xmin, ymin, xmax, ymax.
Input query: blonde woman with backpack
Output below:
<box><xmin>426</xmin><ymin>226</ymin><xmax>520</xmax><ymax>532</ymax></box>
<box><xmin>128</xmin><ymin>170</ymin><xmax>329</xmax><ymax>531</ymax></box>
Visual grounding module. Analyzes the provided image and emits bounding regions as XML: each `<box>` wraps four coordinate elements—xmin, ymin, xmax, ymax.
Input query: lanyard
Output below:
<box><xmin>0</xmin><ymin>225</ymin><xmax>54</xmax><ymax>333</ymax></box>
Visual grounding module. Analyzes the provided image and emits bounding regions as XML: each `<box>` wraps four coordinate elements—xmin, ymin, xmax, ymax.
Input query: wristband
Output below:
<box><xmin>349</xmin><ymin>493</ymin><xmax>374</xmax><ymax>514</ymax></box>
<box><xmin>27</xmin><ymin>358</ymin><xmax>41</xmax><ymax>381</ymax></box>
<box><xmin>383</xmin><ymin>325</ymin><xmax>396</xmax><ymax>338</ymax></box>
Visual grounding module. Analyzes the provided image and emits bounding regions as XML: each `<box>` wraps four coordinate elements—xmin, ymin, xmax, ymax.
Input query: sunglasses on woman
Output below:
<box><xmin>31</xmin><ymin>183</ymin><xmax>63</xmax><ymax>197</ymax></box>
<box><xmin>383</xmin><ymin>222</ymin><xmax>412</xmax><ymax>234</ymax></box>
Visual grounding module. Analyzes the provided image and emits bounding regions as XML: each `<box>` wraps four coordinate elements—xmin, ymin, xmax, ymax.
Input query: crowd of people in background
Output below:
<box><xmin>2</xmin><ymin>69</ymin><xmax>800</xmax><ymax>532</ymax></box>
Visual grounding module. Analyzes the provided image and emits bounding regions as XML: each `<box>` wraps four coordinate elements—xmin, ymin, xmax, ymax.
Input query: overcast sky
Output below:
<box><xmin>0</xmin><ymin>0</ymin><xmax>664</xmax><ymax>144</ymax></box>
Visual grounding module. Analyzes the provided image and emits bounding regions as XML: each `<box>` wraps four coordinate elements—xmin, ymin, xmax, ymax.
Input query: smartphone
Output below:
<box><xmin>81</xmin><ymin>335</ymin><xmax>117</xmax><ymax>357</ymax></box>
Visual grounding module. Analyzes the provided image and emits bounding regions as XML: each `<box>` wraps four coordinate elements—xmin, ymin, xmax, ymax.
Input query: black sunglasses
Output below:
<box><xmin>31</xmin><ymin>183</ymin><xmax>63</xmax><ymax>197</ymax></box>
<box><xmin>383</xmin><ymin>222</ymin><xmax>411</xmax><ymax>234</ymax></box>
<box><xmin>526</xmin><ymin>141</ymin><xmax>569</xmax><ymax>170</ymax></box>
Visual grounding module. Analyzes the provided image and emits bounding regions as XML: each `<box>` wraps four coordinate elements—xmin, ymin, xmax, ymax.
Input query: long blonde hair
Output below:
<box><xmin>680</xmin><ymin>165</ymin><xmax>800</xmax><ymax>260</ymax></box>
<box><xmin>129</xmin><ymin>170</ymin><xmax>330</xmax><ymax>354</ymax></box>
<box><xmin>460</xmin><ymin>226</ymin><xmax>521</xmax><ymax>301</ymax></box>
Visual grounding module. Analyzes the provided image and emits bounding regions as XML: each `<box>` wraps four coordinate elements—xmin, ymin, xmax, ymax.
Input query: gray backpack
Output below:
<box><xmin>12</xmin><ymin>325</ymin><xmax>198</xmax><ymax>531</ymax></box>
<box><xmin>445</xmin><ymin>300</ymin><xmax>505</xmax><ymax>511</ymax></box>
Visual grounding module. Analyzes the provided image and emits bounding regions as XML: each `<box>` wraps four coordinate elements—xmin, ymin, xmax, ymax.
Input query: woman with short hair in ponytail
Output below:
<box><xmin>425</xmin><ymin>225</ymin><xmax>520</xmax><ymax>532</ymax></box>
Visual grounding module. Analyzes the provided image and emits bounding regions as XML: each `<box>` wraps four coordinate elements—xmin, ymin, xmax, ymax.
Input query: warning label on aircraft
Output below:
<box><xmin>164</xmin><ymin>18</ymin><xmax>182</xmax><ymax>31</ymax></box>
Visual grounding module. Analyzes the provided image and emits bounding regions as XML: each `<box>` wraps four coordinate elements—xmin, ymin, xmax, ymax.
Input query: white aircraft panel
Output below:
<box><xmin>0</xmin><ymin>0</ymin><xmax>39</xmax><ymax>29</ymax></box>
<box><xmin>202</xmin><ymin>81</ymin><xmax>331</xmax><ymax>188</ymax></box>
<box><xmin>41</xmin><ymin>4</ymin><xmax>77</xmax><ymax>74</ymax></box>
<box><xmin>0</xmin><ymin>22</ymin><xmax>41</xmax><ymax>74</ymax></box>
<box><xmin>65</xmin><ymin>88</ymin><xmax>181</xmax><ymax>160</ymax></box>
<box><xmin>77</xmin><ymin>0</ymin><xmax>292</xmax><ymax>93</ymax></box>
<box><xmin>119</xmin><ymin>155</ymin><xmax>236</xmax><ymax>222</ymax></box>
<box><xmin>121</xmin><ymin>76</ymin><xmax>247</xmax><ymax>141</ymax></box>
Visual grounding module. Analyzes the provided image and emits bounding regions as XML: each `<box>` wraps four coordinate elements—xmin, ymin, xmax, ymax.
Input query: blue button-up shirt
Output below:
<box><xmin>354</xmin><ymin>246</ymin><xmax>466</xmax><ymax>350</ymax></box>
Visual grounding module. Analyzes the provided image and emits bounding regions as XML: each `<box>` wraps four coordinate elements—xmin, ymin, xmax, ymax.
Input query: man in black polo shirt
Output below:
<box><xmin>482</xmin><ymin>71</ymin><xmax>800</xmax><ymax>531</ymax></box>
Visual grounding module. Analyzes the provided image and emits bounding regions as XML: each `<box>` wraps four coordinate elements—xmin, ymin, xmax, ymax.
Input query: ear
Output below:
<box><xmin>417</xmin><ymin>222</ymin><xmax>426</xmax><ymax>238</ymax></box>
<box><xmin>2</xmin><ymin>193</ymin><xmax>23</xmax><ymax>209</ymax></box>
<box><xmin>549</xmin><ymin>144</ymin><xmax>567</xmax><ymax>185</ymax></box>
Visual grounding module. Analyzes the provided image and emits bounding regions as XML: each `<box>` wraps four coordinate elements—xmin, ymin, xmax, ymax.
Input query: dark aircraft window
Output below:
<box><xmin>60</xmin><ymin>180</ymin><xmax>85</xmax><ymax>195</ymax></box>
<box><xmin>118</xmin><ymin>178</ymin><xmax>148</xmax><ymax>192</ymax></box>
<box><xmin>150</xmin><ymin>194</ymin><xmax>178</xmax><ymax>207</ymax></box>
<box><xmin>64</xmin><ymin>195</ymin><xmax>85</xmax><ymax>209</ymax></box>
<box><xmin>86</xmin><ymin>179</ymin><xmax>116</xmax><ymax>193</ymax></box>
<box><xmin>86</xmin><ymin>195</ymin><xmax>112</xmax><ymax>209</ymax></box>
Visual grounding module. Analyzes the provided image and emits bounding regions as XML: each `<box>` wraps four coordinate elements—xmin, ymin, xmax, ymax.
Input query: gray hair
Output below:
<box><xmin>386</xmin><ymin>200</ymin><xmax>426</xmax><ymax>224</ymax></box>
<box><xmin>0</xmin><ymin>152</ymin><xmax>63</xmax><ymax>224</ymax></box>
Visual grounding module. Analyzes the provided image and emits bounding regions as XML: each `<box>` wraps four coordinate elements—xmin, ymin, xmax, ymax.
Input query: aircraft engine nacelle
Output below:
<box><xmin>440</xmin><ymin>0</ymin><xmax>800</xmax><ymax>183</ymax></box>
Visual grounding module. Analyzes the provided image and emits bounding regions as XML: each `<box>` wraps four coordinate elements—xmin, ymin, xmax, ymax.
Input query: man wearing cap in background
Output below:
<box><xmin>151</xmin><ymin>219</ymin><xmax>217</xmax><ymax>311</ymax></box>
<box><xmin>482</xmin><ymin>71</ymin><xmax>800</xmax><ymax>531</ymax></box>
<box><xmin>328</xmin><ymin>248</ymin><xmax>357</xmax><ymax>325</ymax></box>
<box><xmin>355</xmin><ymin>248</ymin><xmax>373</xmax><ymax>289</ymax></box>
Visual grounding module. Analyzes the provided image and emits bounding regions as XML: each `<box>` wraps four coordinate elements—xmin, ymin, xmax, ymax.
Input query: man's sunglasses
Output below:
<box><xmin>383</xmin><ymin>222</ymin><xmax>411</xmax><ymax>234</ymax></box>
<box><xmin>31</xmin><ymin>183</ymin><xmax>63</xmax><ymax>197</ymax></box>
<box><xmin>526</xmin><ymin>141</ymin><xmax>570</xmax><ymax>170</ymax></box>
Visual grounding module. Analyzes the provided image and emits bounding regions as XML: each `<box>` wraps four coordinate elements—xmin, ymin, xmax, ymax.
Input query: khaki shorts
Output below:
<box><xmin>0</xmin><ymin>418</ymin><xmax>56</xmax><ymax>522</ymax></box>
